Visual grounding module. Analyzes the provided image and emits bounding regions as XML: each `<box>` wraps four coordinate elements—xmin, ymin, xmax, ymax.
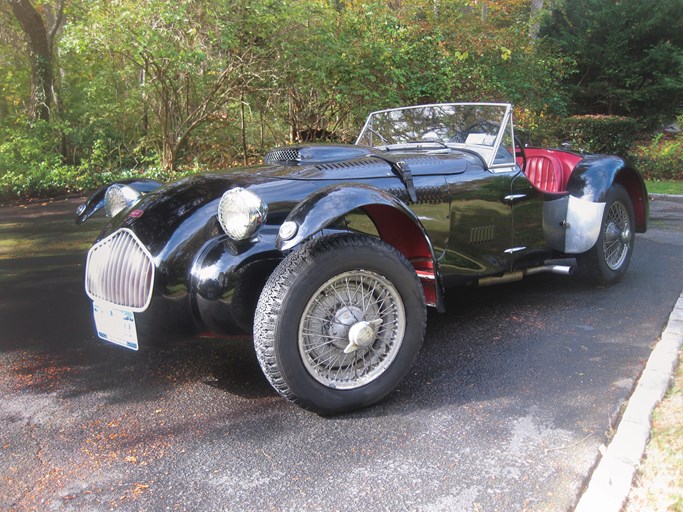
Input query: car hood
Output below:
<box><xmin>91</xmin><ymin>143</ymin><xmax>472</xmax><ymax>256</ymax></box>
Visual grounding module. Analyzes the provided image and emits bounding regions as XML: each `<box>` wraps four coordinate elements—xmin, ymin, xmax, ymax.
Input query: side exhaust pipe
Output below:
<box><xmin>526</xmin><ymin>264</ymin><xmax>574</xmax><ymax>277</ymax></box>
<box><xmin>477</xmin><ymin>260</ymin><xmax>575</xmax><ymax>287</ymax></box>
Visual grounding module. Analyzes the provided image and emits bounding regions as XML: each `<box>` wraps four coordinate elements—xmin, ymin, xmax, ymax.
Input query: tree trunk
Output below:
<box><xmin>529</xmin><ymin>0</ymin><xmax>545</xmax><ymax>40</ymax></box>
<box><xmin>9</xmin><ymin>0</ymin><xmax>59</xmax><ymax>122</ymax></box>
<box><xmin>160</xmin><ymin>139</ymin><xmax>176</xmax><ymax>173</ymax></box>
<box><xmin>289</xmin><ymin>88</ymin><xmax>296</xmax><ymax>144</ymax></box>
<box><xmin>240</xmin><ymin>94</ymin><xmax>248</xmax><ymax>165</ymax></box>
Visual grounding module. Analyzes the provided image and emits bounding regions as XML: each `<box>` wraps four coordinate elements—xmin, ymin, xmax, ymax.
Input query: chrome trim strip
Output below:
<box><xmin>504</xmin><ymin>193</ymin><xmax>528</xmax><ymax>202</ymax></box>
<box><xmin>504</xmin><ymin>247</ymin><xmax>527</xmax><ymax>254</ymax></box>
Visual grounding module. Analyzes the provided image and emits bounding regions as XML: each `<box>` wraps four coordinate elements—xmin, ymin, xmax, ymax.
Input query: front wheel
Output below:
<box><xmin>254</xmin><ymin>233</ymin><xmax>427</xmax><ymax>414</ymax></box>
<box><xmin>578</xmin><ymin>184</ymin><xmax>635</xmax><ymax>284</ymax></box>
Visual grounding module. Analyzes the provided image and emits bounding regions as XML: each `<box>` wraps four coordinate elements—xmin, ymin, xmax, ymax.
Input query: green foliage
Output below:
<box><xmin>542</xmin><ymin>0</ymin><xmax>683</xmax><ymax>125</ymax></box>
<box><xmin>0</xmin><ymin>122</ymin><xmax>61</xmax><ymax>174</ymax></box>
<box><xmin>562</xmin><ymin>115</ymin><xmax>639</xmax><ymax>156</ymax></box>
<box><xmin>633</xmin><ymin>124</ymin><xmax>683</xmax><ymax>181</ymax></box>
<box><xmin>0</xmin><ymin>121</ymin><xmax>171</xmax><ymax>201</ymax></box>
<box><xmin>0</xmin><ymin>157</ymin><xmax>194</xmax><ymax>201</ymax></box>
<box><xmin>644</xmin><ymin>180</ymin><xmax>683</xmax><ymax>194</ymax></box>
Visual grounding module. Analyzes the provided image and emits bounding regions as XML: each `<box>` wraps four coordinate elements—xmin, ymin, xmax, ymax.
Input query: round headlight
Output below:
<box><xmin>218</xmin><ymin>187</ymin><xmax>268</xmax><ymax>241</ymax></box>
<box><xmin>104</xmin><ymin>184</ymin><xmax>142</xmax><ymax>218</ymax></box>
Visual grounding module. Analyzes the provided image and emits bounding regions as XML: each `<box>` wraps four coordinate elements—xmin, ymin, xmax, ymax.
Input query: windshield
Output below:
<box><xmin>356</xmin><ymin>103</ymin><xmax>516</xmax><ymax>168</ymax></box>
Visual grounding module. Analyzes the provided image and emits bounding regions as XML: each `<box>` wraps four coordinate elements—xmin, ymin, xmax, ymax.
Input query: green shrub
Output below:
<box><xmin>563</xmin><ymin>115</ymin><xmax>639</xmax><ymax>156</ymax></box>
<box><xmin>0</xmin><ymin>121</ymin><xmax>173</xmax><ymax>201</ymax></box>
<box><xmin>0</xmin><ymin>122</ymin><xmax>64</xmax><ymax>176</ymax></box>
<box><xmin>632</xmin><ymin>132</ymin><xmax>683</xmax><ymax>181</ymax></box>
<box><xmin>0</xmin><ymin>153</ymin><xmax>201</xmax><ymax>202</ymax></box>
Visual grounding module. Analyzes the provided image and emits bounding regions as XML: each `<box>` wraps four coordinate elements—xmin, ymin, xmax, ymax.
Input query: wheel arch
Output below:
<box><xmin>276</xmin><ymin>183</ymin><xmax>445</xmax><ymax>311</ymax></box>
<box><xmin>613</xmin><ymin>166</ymin><xmax>648</xmax><ymax>233</ymax></box>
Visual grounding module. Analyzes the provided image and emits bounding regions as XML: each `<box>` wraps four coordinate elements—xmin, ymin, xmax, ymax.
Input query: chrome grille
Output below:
<box><xmin>264</xmin><ymin>148</ymin><xmax>300</xmax><ymax>164</ymax></box>
<box><xmin>85</xmin><ymin>229</ymin><xmax>155</xmax><ymax>311</ymax></box>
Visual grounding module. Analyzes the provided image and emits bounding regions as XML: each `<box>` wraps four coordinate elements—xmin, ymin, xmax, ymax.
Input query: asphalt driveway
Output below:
<box><xmin>1</xmin><ymin>196</ymin><xmax>682</xmax><ymax>511</ymax></box>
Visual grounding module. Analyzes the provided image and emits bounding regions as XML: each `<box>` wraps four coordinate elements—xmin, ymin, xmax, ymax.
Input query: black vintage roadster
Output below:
<box><xmin>78</xmin><ymin>103</ymin><xmax>648</xmax><ymax>414</ymax></box>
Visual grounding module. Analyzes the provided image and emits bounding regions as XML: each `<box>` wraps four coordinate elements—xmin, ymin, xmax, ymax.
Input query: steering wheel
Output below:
<box><xmin>514</xmin><ymin>136</ymin><xmax>527</xmax><ymax>174</ymax></box>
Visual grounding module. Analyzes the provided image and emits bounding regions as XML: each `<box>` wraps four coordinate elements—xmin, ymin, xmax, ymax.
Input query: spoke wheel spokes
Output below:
<box><xmin>298</xmin><ymin>270</ymin><xmax>406</xmax><ymax>390</ymax></box>
<box><xmin>602</xmin><ymin>200</ymin><xmax>631</xmax><ymax>271</ymax></box>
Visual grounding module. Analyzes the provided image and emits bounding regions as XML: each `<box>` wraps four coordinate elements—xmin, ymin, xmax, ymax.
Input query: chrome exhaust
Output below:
<box><xmin>526</xmin><ymin>264</ymin><xmax>574</xmax><ymax>276</ymax></box>
<box><xmin>477</xmin><ymin>261</ymin><xmax>575</xmax><ymax>287</ymax></box>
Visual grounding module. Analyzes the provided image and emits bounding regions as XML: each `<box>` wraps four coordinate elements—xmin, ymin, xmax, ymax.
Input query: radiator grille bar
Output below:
<box><xmin>85</xmin><ymin>229</ymin><xmax>154</xmax><ymax>311</ymax></box>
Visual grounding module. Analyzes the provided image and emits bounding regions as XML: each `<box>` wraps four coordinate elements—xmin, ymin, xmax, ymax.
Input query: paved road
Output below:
<box><xmin>1</xmin><ymin>197</ymin><xmax>682</xmax><ymax>512</ymax></box>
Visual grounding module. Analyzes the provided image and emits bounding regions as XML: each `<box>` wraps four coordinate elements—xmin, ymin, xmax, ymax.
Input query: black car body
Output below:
<box><xmin>78</xmin><ymin>103</ymin><xmax>648</xmax><ymax>413</ymax></box>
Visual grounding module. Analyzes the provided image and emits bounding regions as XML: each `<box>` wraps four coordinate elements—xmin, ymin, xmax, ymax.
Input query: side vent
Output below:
<box><xmin>470</xmin><ymin>225</ymin><xmax>495</xmax><ymax>245</ymax></box>
<box><xmin>315</xmin><ymin>159</ymin><xmax>385</xmax><ymax>171</ymax></box>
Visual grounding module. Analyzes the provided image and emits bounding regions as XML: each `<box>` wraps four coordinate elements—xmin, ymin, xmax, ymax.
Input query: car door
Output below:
<box><xmin>440</xmin><ymin>163</ymin><xmax>517</xmax><ymax>282</ymax></box>
<box><xmin>508</xmin><ymin>171</ymin><xmax>554</xmax><ymax>269</ymax></box>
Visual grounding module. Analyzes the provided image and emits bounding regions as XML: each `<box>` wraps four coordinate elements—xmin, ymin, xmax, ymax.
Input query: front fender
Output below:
<box><xmin>75</xmin><ymin>178</ymin><xmax>163</xmax><ymax>225</ymax></box>
<box><xmin>276</xmin><ymin>183</ymin><xmax>419</xmax><ymax>251</ymax></box>
<box><xmin>191</xmin><ymin>229</ymin><xmax>282</xmax><ymax>334</ymax></box>
<box><xmin>276</xmin><ymin>183</ymin><xmax>445</xmax><ymax>311</ymax></box>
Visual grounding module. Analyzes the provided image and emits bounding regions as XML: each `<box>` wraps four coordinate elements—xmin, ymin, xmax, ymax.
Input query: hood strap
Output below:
<box><xmin>368</xmin><ymin>155</ymin><xmax>417</xmax><ymax>203</ymax></box>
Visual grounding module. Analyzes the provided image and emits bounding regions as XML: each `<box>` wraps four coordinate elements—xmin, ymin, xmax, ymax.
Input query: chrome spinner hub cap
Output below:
<box><xmin>329</xmin><ymin>306</ymin><xmax>364</xmax><ymax>342</ymax></box>
<box><xmin>346</xmin><ymin>318</ymin><xmax>384</xmax><ymax>353</ymax></box>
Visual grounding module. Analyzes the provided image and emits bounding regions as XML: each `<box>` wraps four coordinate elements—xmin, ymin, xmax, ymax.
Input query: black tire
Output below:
<box><xmin>578</xmin><ymin>184</ymin><xmax>635</xmax><ymax>284</ymax></box>
<box><xmin>254</xmin><ymin>233</ymin><xmax>427</xmax><ymax>415</ymax></box>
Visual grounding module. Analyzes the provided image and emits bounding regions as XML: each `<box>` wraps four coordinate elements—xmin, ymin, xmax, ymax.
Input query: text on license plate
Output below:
<box><xmin>93</xmin><ymin>302</ymin><xmax>139</xmax><ymax>351</ymax></box>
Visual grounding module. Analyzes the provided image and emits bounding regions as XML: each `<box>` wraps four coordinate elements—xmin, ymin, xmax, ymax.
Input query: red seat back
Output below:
<box><xmin>525</xmin><ymin>154</ymin><xmax>564</xmax><ymax>193</ymax></box>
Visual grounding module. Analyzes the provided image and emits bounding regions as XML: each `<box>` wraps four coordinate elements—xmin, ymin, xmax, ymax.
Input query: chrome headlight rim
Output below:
<box><xmin>217</xmin><ymin>187</ymin><xmax>268</xmax><ymax>241</ymax></box>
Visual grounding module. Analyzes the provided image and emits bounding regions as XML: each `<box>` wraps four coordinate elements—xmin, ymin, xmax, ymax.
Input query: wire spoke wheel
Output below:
<box><xmin>578</xmin><ymin>184</ymin><xmax>635</xmax><ymax>284</ymax></box>
<box><xmin>602</xmin><ymin>200</ymin><xmax>632</xmax><ymax>271</ymax></box>
<box><xmin>254</xmin><ymin>233</ymin><xmax>426</xmax><ymax>414</ymax></box>
<box><xmin>298</xmin><ymin>270</ymin><xmax>406</xmax><ymax>390</ymax></box>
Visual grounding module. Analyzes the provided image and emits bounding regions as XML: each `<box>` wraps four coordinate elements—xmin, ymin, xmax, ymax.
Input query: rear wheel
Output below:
<box><xmin>254</xmin><ymin>233</ymin><xmax>426</xmax><ymax>414</ymax></box>
<box><xmin>578</xmin><ymin>184</ymin><xmax>635</xmax><ymax>284</ymax></box>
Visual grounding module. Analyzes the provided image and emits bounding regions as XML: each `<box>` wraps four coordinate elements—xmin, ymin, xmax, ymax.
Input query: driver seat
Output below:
<box><xmin>525</xmin><ymin>154</ymin><xmax>564</xmax><ymax>193</ymax></box>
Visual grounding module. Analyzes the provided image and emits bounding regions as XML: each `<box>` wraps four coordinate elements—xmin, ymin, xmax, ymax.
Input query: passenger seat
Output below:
<box><xmin>525</xmin><ymin>154</ymin><xmax>565</xmax><ymax>193</ymax></box>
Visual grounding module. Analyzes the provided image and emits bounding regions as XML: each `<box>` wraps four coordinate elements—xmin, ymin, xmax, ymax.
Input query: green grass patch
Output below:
<box><xmin>645</xmin><ymin>180</ymin><xmax>683</xmax><ymax>195</ymax></box>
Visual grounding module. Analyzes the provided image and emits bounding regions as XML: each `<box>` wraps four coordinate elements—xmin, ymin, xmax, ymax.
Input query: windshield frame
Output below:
<box><xmin>356</xmin><ymin>102</ymin><xmax>517</xmax><ymax>170</ymax></box>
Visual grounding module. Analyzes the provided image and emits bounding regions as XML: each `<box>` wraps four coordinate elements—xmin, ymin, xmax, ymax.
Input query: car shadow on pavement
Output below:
<box><xmin>0</xmin><ymin>238</ymin><xmax>643</xmax><ymax>423</ymax></box>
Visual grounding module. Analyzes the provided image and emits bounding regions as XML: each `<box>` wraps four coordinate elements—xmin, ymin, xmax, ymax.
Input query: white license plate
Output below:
<box><xmin>93</xmin><ymin>302</ymin><xmax>139</xmax><ymax>351</ymax></box>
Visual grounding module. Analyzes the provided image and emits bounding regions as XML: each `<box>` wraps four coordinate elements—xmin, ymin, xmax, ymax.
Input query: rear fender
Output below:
<box><xmin>276</xmin><ymin>183</ymin><xmax>445</xmax><ymax>311</ymax></box>
<box><xmin>566</xmin><ymin>155</ymin><xmax>648</xmax><ymax>232</ymax></box>
<box><xmin>75</xmin><ymin>178</ymin><xmax>163</xmax><ymax>225</ymax></box>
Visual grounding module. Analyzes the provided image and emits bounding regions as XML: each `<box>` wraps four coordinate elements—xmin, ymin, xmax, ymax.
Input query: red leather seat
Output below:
<box><xmin>525</xmin><ymin>154</ymin><xmax>564</xmax><ymax>193</ymax></box>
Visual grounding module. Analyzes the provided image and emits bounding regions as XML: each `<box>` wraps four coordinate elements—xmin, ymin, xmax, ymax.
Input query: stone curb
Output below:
<box><xmin>574</xmin><ymin>292</ymin><xmax>683</xmax><ymax>512</ymax></box>
<box><xmin>649</xmin><ymin>193</ymin><xmax>683</xmax><ymax>204</ymax></box>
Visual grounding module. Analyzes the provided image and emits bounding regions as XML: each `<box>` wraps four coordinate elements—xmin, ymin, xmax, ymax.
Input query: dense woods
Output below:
<box><xmin>1</xmin><ymin>0</ymin><xmax>682</xmax><ymax>198</ymax></box>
